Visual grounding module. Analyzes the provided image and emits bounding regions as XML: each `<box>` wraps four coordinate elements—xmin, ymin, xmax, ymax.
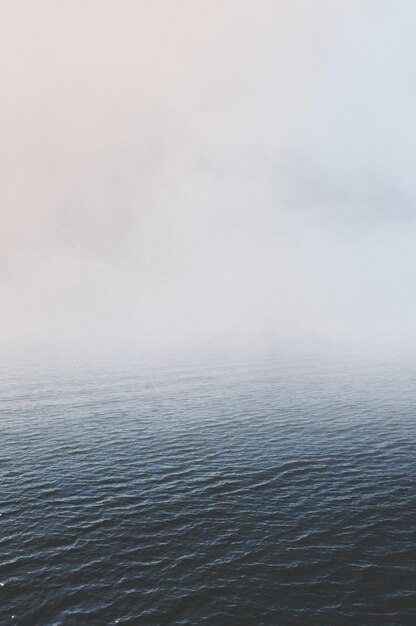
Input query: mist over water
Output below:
<box><xmin>2</xmin><ymin>1</ymin><xmax>416</xmax><ymax>354</ymax></box>
<box><xmin>2</xmin><ymin>3</ymin><xmax>416</xmax><ymax>625</ymax></box>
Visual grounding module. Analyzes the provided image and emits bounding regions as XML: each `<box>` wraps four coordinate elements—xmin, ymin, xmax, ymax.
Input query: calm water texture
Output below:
<box><xmin>1</xmin><ymin>352</ymin><xmax>416</xmax><ymax>625</ymax></box>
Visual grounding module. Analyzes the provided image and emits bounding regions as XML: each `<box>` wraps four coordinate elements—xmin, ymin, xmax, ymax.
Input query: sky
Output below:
<box><xmin>2</xmin><ymin>1</ymin><xmax>416</xmax><ymax>355</ymax></box>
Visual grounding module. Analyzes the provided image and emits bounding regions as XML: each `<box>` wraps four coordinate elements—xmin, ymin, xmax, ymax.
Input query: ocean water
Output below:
<box><xmin>1</xmin><ymin>351</ymin><xmax>416</xmax><ymax>625</ymax></box>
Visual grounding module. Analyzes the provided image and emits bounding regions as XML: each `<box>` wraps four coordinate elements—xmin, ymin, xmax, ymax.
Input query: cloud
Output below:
<box><xmin>1</xmin><ymin>1</ymin><xmax>416</xmax><ymax>354</ymax></box>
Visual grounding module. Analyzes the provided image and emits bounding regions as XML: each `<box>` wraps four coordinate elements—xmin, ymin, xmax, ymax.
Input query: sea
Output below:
<box><xmin>1</xmin><ymin>349</ymin><xmax>416</xmax><ymax>625</ymax></box>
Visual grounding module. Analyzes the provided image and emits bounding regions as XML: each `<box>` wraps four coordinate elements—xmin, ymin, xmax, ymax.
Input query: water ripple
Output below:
<box><xmin>1</xmin><ymin>353</ymin><xmax>416</xmax><ymax>624</ymax></box>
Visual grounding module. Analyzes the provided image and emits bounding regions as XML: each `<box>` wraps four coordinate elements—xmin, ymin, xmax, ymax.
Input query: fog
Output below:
<box><xmin>2</xmin><ymin>1</ymin><xmax>416</xmax><ymax>356</ymax></box>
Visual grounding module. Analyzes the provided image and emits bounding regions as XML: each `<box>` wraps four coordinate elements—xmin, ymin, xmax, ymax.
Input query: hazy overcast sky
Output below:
<box><xmin>2</xmin><ymin>1</ymin><xmax>416</xmax><ymax>354</ymax></box>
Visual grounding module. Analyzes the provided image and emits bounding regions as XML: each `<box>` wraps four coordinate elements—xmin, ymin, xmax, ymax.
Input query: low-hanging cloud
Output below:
<box><xmin>2</xmin><ymin>1</ymin><xmax>416</xmax><ymax>355</ymax></box>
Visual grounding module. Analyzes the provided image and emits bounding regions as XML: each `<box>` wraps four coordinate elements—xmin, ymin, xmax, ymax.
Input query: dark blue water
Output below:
<box><xmin>1</xmin><ymin>351</ymin><xmax>416</xmax><ymax>625</ymax></box>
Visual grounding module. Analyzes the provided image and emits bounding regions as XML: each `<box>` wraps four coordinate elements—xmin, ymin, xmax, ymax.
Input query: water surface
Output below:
<box><xmin>1</xmin><ymin>352</ymin><xmax>416</xmax><ymax>624</ymax></box>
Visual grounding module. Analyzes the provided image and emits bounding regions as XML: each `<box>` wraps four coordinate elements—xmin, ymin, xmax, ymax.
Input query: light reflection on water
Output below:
<box><xmin>1</xmin><ymin>351</ymin><xmax>416</xmax><ymax>625</ymax></box>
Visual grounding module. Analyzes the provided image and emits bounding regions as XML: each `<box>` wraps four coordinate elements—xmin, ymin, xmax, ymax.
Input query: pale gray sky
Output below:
<box><xmin>2</xmin><ymin>1</ymin><xmax>416</xmax><ymax>354</ymax></box>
